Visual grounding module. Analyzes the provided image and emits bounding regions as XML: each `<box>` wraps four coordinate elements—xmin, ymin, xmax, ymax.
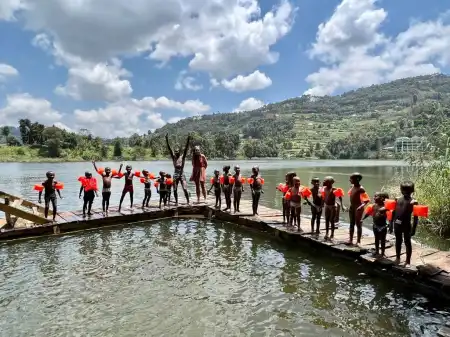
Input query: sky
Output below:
<box><xmin>0</xmin><ymin>0</ymin><xmax>450</xmax><ymax>138</ymax></box>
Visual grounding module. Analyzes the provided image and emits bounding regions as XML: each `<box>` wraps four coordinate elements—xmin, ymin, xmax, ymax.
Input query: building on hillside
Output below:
<box><xmin>394</xmin><ymin>136</ymin><xmax>426</xmax><ymax>153</ymax></box>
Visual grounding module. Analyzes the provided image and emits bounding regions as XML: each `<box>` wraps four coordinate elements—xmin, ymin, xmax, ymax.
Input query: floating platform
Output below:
<box><xmin>2</xmin><ymin>191</ymin><xmax>450</xmax><ymax>335</ymax></box>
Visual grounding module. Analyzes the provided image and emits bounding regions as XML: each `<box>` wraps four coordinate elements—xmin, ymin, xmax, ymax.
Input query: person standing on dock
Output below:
<box><xmin>347</xmin><ymin>173</ymin><xmax>369</xmax><ymax>246</ymax></box>
<box><xmin>191</xmin><ymin>145</ymin><xmax>208</xmax><ymax>204</ymax></box>
<box><xmin>79</xmin><ymin>171</ymin><xmax>99</xmax><ymax>217</ymax></box>
<box><xmin>166</xmin><ymin>133</ymin><xmax>191</xmax><ymax>205</ymax></box>
<box><xmin>118</xmin><ymin>165</ymin><xmax>135</xmax><ymax>212</ymax></box>
<box><xmin>38</xmin><ymin>171</ymin><xmax>63</xmax><ymax>221</ymax></box>
<box><xmin>92</xmin><ymin>161</ymin><xmax>122</xmax><ymax>214</ymax></box>
<box><xmin>389</xmin><ymin>181</ymin><xmax>419</xmax><ymax>267</ymax></box>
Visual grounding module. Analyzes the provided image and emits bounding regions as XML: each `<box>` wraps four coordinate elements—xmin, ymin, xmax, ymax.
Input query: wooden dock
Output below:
<box><xmin>2</xmin><ymin>190</ymin><xmax>450</xmax><ymax>335</ymax></box>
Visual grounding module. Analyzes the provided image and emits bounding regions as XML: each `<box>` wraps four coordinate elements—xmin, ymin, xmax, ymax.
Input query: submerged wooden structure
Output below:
<box><xmin>1</xmin><ymin>190</ymin><xmax>450</xmax><ymax>334</ymax></box>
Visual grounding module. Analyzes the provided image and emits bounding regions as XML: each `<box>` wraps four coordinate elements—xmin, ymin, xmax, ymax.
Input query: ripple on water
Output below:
<box><xmin>0</xmin><ymin>219</ymin><xmax>449</xmax><ymax>337</ymax></box>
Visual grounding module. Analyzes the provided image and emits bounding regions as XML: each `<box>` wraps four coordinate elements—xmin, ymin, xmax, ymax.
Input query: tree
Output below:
<box><xmin>101</xmin><ymin>145</ymin><xmax>109</xmax><ymax>158</ymax></box>
<box><xmin>42</xmin><ymin>127</ymin><xmax>63</xmax><ymax>157</ymax></box>
<box><xmin>113</xmin><ymin>140</ymin><xmax>123</xmax><ymax>157</ymax></box>
<box><xmin>6</xmin><ymin>135</ymin><xmax>21</xmax><ymax>146</ymax></box>
<box><xmin>1</xmin><ymin>126</ymin><xmax>10</xmax><ymax>138</ymax></box>
<box><xmin>19</xmin><ymin>119</ymin><xmax>31</xmax><ymax>144</ymax></box>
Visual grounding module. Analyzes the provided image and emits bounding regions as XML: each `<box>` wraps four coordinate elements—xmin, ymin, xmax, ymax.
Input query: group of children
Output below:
<box><xmin>36</xmin><ymin>165</ymin><xmax>421</xmax><ymax>267</ymax></box>
<box><xmin>38</xmin><ymin>162</ymin><xmax>178</xmax><ymax>219</ymax></box>
<box><xmin>207</xmin><ymin>165</ymin><xmax>264</xmax><ymax>216</ymax></box>
<box><xmin>278</xmin><ymin>172</ymin><xmax>421</xmax><ymax>267</ymax></box>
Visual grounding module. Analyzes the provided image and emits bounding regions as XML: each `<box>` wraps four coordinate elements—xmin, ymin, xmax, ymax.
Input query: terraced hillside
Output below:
<box><xmin>154</xmin><ymin>74</ymin><xmax>450</xmax><ymax>158</ymax></box>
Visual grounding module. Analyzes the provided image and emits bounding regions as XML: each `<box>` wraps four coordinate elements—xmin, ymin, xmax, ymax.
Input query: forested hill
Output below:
<box><xmin>2</xmin><ymin>74</ymin><xmax>450</xmax><ymax>161</ymax></box>
<box><xmin>152</xmin><ymin>73</ymin><xmax>450</xmax><ymax>159</ymax></box>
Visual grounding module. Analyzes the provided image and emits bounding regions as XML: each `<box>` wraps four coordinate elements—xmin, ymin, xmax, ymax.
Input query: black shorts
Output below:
<box><xmin>44</xmin><ymin>195</ymin><xmax>57</xmax><ymax>205</ymax></box>
<box><xmin>84</xmin><ymin>190</ymin><xmax>95</xmax><ymax>201</ymax></box>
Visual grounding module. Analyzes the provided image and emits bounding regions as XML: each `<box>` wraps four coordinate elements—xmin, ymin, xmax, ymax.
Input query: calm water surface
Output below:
<box><xmin>2</xmin><ymin>160</ymin><xmax>449</xmax><ymax>336</ymax></box>
<box><xmin>0</xmin><ymin>159</ymin><xmax>406</xmax><ymax>213</ymax></box>
<box><xmin>0</xmin><ymin>219</ymin><xmax>448</xmax><ymax>337</ymax></box>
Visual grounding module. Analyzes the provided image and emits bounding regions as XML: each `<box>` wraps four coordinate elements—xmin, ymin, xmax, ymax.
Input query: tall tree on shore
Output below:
<box><xmin>1</xmin><ymin>126</ymin><xmax>11</xmax><ymax>146</ymax></box>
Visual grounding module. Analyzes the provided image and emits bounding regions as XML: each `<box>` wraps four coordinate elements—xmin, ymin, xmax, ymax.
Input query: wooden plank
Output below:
<box><xmin>58</xmin><ymin>211</ymin><xmax>81</xmax><ymax>223</ymax></box>
<box><xmin>0</xmin><ymin>203</ymin><xmax>51</xmax><ymax>225</ymax></box>
<box><xmin>0</xmin><ymin>190</ymin><xmax>53</xmax><ymax>215</ymax></box>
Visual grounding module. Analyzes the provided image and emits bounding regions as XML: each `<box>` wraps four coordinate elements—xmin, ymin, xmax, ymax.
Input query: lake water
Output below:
<box><xmin>0</xmin><ymin>159</ymin><xmax>407</xmax><ymax>214</ymax></box>
<box><xmin>1</xmin><ymin>160</ymin><xmax>449</xmax><ymax>336</ymax></box>
<box><xmin>1</xmin><ymin>219</ymin><xmax>449</xmax><ymax>336</ymax></box>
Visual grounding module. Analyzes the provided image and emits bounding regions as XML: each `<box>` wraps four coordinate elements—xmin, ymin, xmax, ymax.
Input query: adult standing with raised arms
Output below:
<box><xmin>166</xmin><ymin>133</ymin><xmax>191</xmax><ymax>205</ymax></box>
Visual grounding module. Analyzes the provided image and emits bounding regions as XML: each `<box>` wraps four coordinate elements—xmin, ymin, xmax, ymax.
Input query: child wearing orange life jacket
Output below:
<box><xmin>304</xmin><ymin>177</ymin><xmax>323</xmax><ymax>234</ymax></box>
<box><xmin>208</xmin><ymin>169</ymin><xmax>222</xmax><ymax>208</ymax></box>
<box><xmin>286</xmin><ymin>176</ymin><xmax>306</xmax><ymax>232</ymax></box>
<box><xmin>141</xmin><ymin>170</ymin><xmax>152</xmax><ymax>208</ymax></box>
<box><xmin>79</xmin><ymin>171</ymin><xmax>98</xmax><ymax>217</ymax></box>
<box><xmin>347</xmin><ymin>172</ymin><xmax>370</xmax><ymax>246</ymax></box>
<box><xmin>222</xmin><ymin>165</ymin><xmax>232</xmax><ymax>211</ymax></box>
<box><xmin>232</xmin><ymin>165</ymin><xmax>244</xmax><ymax>213</ymax></box>
<box><xmin>155</xmin><ymin>171</ymin><xmax>168</xmax><ymax>208</ymax></box>
<box><xmin>118</xmin><ymin>165</ymin><xmax>134</xmax><ymax>212</ymax></box>
<box><xmin>363</xmin><ymin>192</ymin><xmax>389</xmax><ymax>257</ymax></box>
<box><xmin>276</xmin><ymin>172</ymin><xmax>296</xmax><ymax>224</ymax></box>
<box><xmin>165</xmin><ymin>173</ymin><xmax>173</xmax><ymax>204</ymax></box>
<box><xmin>249</xmin><ymin>166</ymin><xmax>264</xmax><ymax>216</ymax></box>
<box><xmin>322</xmin><ymin>176</ymin><xmax>345</xmax><ymax>241</ymax></box>
<box><xmin>38</xmin><ymin>171</ymin><xmax>63</xmax><ymax>221</ymax></box>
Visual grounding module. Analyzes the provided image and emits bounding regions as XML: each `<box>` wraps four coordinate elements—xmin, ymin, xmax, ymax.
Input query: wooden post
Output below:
<box><xmin>4</xmin><ymin>197</ymin><xmax>12</xmax><ymax>228</ymax></box>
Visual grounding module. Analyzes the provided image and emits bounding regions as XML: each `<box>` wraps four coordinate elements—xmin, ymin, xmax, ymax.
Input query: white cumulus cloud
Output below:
<box><xmin>175</xmin><ymin>71</ymin><xmax>203</xmax><ymax>91</ymax></box>
<box><xmin>220</xmin><ymin>70</ymin><xmax>272</xmax><ymax>93</ymax></box>
<box><xmin>0</xmin><ymin>63</ymin><xmax>19</xmax><ymax>81</ymax></box>
<box><xmin>0</xmin><ymin>93</ymin><xmax>62</xmax><ymax>125</ymax></box>
<box><xmin>305</xmin><ymin>0</ymin><xmax>450</xmax><ymax>96</ymax></box>
<box><xmin>233</xmin><ymin>97</ymin><xmax>264</xmax><ymax>112</ymax></box>
<box><xmin>10</xmin><ymin>0</ymin><xmax>294</xmax><ymax>80</ymax></box>
<box><xmin>74</xmin><ymin>96</ymin><xmax>210</xmax><ymax>137</ymax></box>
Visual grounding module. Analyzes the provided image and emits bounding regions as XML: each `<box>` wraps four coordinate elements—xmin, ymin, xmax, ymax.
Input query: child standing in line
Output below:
<box><xmin>222</xmin><ymin>166</ymin><xmax>232</xmax><ymax>211</ymax></box>
<box><xmin>79</xmin><ymin>171</ymin><xmax>99</xmax><ymax>217</ymax></box>
<box><xmin>287</xmin><ymin>176</ymin><xmax>303</xmax><ymax>232</ymax></box>
<box><xmin>165</xmin><ymin>174</ymin><xmax>173</xmax><ymax>204</ymax></box>
<box><xmin>232</xmin><ymin>165</ymin><xmax>244</xmax><ymax>213</ymax></box>
<box><xmin>305</xmin><ymin>177</ymin><xmax>323</xmax><ymax>234</ymax></box>
<box><xmin>322</xmin><ymin>176</ymin><xmax>345</xmax><ymax>241</ymax></box>
<box><xmin>208</xmin><ymin>169</ymin><xmax>222</xmax><ymax>208</ymax></box>
<box><xmin>249</xmin><ymin>166</ymin><xmax>264</xmax><ymax>216</ymax></box>
<box><xmin>389</xmin><ymin>181</ymin><xmax>419</xmax><ymax>267</ymax></box>
<box><xmin>156</xmin><ymin>171</ymin><xmax>168</xmax><ymax>208</ymax></box>
<box><xmin>363</xmin><ymin>192</ymin><xmax>389</xmax><ymax>257</ymax></box>
<box><xmin>279</xmin><ymin>172</ymin><xmax>297</xmax><ymax>225</ymax></box>
<box><xmin>118</xmin><ymin>165</ymin><xmax>134</xmax><ymax>212</ymax></box>
<box><xmin>347</xmin><ymin>172</ymin><xmax>370</xmax><ymax>245</ymax></box>
<box><xmin>92</xmin><ymin>161</ymin><xmax>122</xmax><ymax>214</ymax></box>
<box><xmin>38</xmin><ymin>171</ymin><xmax>63</xmax><ymax>221</ymax></box>
<box><xmin>142</xmin><ymin>170</ymin><xmax>152</xmax><ymax>208</ymax></box>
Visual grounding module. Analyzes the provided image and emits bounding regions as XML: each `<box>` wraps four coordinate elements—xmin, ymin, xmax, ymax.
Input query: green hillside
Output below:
<box><xmin>2</xmin><ymin>74</ymin><xmax>450</xmax><ymax>162</ymax></box>
<box><xmin>154</xmin><ymin>73</ymin><xmax>450</xmax><ymax>159</ymax></box>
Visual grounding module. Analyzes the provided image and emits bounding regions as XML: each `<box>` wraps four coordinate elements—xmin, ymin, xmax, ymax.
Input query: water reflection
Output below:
<box><xmin>0</xmin><ymin>219</ymin><xmax>448</xmax><ymax>336</ymax></box>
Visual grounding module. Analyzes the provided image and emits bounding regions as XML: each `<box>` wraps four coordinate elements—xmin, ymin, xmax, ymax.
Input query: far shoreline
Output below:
<box><xmin>0</xmin><ymin>157</ymin><xmax>407</xmax><ymax>165</ymax></box>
